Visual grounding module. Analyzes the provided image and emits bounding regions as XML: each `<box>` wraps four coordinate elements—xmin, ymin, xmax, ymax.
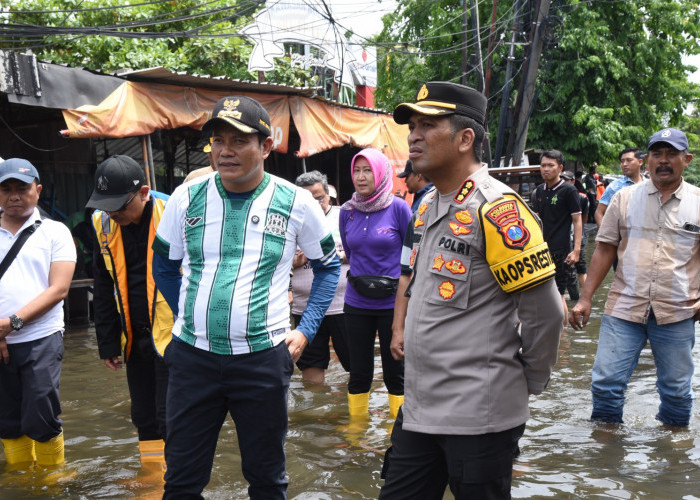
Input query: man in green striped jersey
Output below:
<box><xmin>152</xmin><ymin>96</ymin><xmax>340</xmax><ymax>499</ymax></box>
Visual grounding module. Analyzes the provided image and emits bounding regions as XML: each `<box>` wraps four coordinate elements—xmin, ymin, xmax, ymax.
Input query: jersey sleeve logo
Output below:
<box><xmin>484</xmin><ymin>200</ymin><xmax>530</xmax><ymax>249</ymax></box>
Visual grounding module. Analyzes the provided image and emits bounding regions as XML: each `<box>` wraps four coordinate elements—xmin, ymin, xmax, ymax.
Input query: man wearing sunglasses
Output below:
<box><xmin>87</xmin><ymin>155</ymin><xmax>173</xmax><ymax>479</ymax></box>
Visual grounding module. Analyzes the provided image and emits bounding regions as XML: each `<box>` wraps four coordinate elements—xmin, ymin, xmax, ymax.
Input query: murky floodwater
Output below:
<box><xmin>3</xmin><ymin>232</ymin><xmax>700</xmax><ymax>499</ymax></box>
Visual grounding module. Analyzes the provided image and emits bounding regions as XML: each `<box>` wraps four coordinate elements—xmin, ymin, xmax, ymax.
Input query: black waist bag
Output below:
<box><xmin>348</xmin><ymin>274</ymin><xmax>399</xmax><ymax>299</ymax></box>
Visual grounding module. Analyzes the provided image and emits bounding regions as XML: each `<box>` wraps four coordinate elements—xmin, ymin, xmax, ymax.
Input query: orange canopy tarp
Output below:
<box><xmin>62</xmin><ymin>81</ymin><xmax>291</xmax><ymax>153</ymax></box>
<box><xmin>61</xmin><ymin>81</ymin><xmax>411</xmax><ymax>179</ymax></box>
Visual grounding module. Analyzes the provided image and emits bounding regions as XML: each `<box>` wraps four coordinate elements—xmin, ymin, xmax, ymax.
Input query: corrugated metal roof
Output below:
<box><xmin>117</xmin><ymin>66</ymin><xmax>391</xmax><ymax>115</ymax></box>
<box><xmin>117</xmin><ymin>67</ymin><xmax>320</xmax><ymax>96</ymax></box>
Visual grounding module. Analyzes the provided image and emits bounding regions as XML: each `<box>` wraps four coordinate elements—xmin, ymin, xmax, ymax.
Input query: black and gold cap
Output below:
<box><xmin>393</xmin><ymin>82</ymin><xmax>487</xmax><ymax>126</ymax></box>
<box><xmin>202</xmin><ymin>95</ymin><xmax>272</xmax><ymax>138</ymax></box>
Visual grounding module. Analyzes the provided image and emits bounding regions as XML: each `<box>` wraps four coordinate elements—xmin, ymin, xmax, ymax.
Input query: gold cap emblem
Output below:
<box><xmin>218</xmin><ymin>99</ymin><xmax>242</xmax><ymax>120</ymax></box>
<box><xmin>417</xmin><ymin>84</ymin><xmax>429</xmax><ymax>101</ymax></box>
<box><xmin>224</xmin><ymin>99</ymin><xmax>239</xmax><ymax>110</ymax></box>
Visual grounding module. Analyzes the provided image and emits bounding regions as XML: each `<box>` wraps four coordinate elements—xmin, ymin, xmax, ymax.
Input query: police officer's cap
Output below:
<box><xmin>393</xmin><ymin>82</ymin><xmax>487</xmax><ymax>126</ymax></box>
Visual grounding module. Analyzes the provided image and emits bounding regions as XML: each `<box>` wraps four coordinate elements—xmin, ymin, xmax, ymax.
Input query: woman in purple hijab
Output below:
<box><xmin>339</xmin><ymin>148</ymin><xmax>412</xmax><ymax>426</ymax></box>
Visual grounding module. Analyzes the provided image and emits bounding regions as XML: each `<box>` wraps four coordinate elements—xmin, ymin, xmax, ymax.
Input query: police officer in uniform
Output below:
<box><xmin>380</xmin><ymin>82</ymin><xmax>563</xmax><ymax>499</ymax></box>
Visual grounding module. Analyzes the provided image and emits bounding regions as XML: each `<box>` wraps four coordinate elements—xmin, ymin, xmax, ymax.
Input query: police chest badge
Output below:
<box><xmin>265</xmin><ymin>212</ymin><xmax>288</xmax><ymax>236</ymax></box>
<box><xmin>479</xmin><ymin>193</ymin><xmax>555</xmax><ymax>294</ymax></box>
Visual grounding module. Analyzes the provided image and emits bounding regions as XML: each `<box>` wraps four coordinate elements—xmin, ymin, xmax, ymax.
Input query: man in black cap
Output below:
<box><xmin>152</xmin><ymin>95</ymin><xmax>340</xmax><ymax>498</ymax></box>
<box><xmin>0</xmin><ymin>159</ymin><xmax>75</xmax><ymax>468</ymax></box>
<box><xmin>397</xmin><ymin>160</ymin><xmax>433</xmax><ymax>212</ymax></box>
<box><xmin>87</xmin><ymin>155</ymin><xmax>173</xmax><ymax>478</ymax></box>
<box><xmin>571</xmin><ymin>128</ymin><xmax>700</xmax><ymax>427</ymax></box>
<box><xmin>382</xmin><ymin>82</ymin><xmax>562</xmax><ymax>498</ymax></box>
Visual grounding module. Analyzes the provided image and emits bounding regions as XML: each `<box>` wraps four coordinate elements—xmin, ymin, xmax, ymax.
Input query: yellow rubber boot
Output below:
<box><xmin>137</xmin><ymin>439</ymin><xmax>166</xmax><ymax>495</ymax></box>
<box><xmin>343</xmin><ymin>393</ymin><xmax>370</xmax><ymax>448</ymax></box>
<box><xmin>35</xmin><ymin>432</ymin><xmax>64</xmax><ymax>465</ymax></box>
<box><xmin>2</xmin><ymin>435</ymin><xmax>36</xmax><ymax>465</ymax></box>
<box><xmin>388</xmin><ymin>394</ymin><xmax>404</xmax><ymax>420</ymax></box>
<box><xmin>139</xmin><ymin>439</ymin><xmax>166</xmax><ymax>465</ymax></box>
<box><xmin>348</xmin><ymin>392</ymin><xmax>370</xmax><ymax>416</ymax></box>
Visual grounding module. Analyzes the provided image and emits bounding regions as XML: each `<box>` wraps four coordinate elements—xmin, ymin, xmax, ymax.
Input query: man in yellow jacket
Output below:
<box><xmin>87</xmin><ymin>155</ymin><xmax>173</xmax><ymax>475</ymax></box>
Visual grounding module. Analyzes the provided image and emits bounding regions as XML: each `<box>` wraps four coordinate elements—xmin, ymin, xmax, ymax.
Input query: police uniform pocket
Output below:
<box><xmin>425</xmin><ymin>249</ymin><xmax>471</xmax><ymax>309</ymax></box>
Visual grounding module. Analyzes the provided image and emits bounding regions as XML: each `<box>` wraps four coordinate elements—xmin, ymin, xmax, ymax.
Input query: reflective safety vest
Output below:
<box><xmin>92</xmin><ymin>192</ymin><xmax>173</xmax><ymax>359</ymax></box>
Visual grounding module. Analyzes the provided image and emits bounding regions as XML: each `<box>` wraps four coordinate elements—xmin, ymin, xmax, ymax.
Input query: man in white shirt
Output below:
<box><xmin>0</xmin><ymin>158</ymin><xmax>76</xmax><ymax>467</ymax></box>
<box><xmin>153</xmin><ymin>96</ymin><xmax>340</xmax><ymax>498</ymax></box>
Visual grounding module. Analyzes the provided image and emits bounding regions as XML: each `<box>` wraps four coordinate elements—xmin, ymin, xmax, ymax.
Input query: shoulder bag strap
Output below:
<box><xmin>0</xmin><ymin>220</ymin><xmax>42</xmax><ymax>281</ymax></box>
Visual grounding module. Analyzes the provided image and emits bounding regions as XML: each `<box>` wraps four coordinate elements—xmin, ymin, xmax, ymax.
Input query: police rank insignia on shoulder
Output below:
<box><xmin>454</xmin><ymin>179</ymin><xmax>475</xmax><ymax>203</ymax></box>
<box><xmin>479</xmin><ymin>193</ymin><xmax>555</xmax><ymax>294</ymax></box>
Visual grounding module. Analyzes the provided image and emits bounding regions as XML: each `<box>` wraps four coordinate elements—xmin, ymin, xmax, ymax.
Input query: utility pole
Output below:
<box><xmin>483</xmin><ymin>0</ymin><xmax>500</xmax><ymax>99</ymax></box>
<box><xmin>494</xmin><ymin>0</ymin><xmax>524</xmax><ymax>168</ymax></box>
<box><xmin>469</xmin><ymin>0</ymin><xmax>485</xmax><ymax>93</ymax></box>
<box><xmin>507</xmin><ymin>0</ymin><xmax>551</xmax><ymax>168</ymax></box>
<box><xmin>461</xmin><ymin>0</ymin><xmax>468</xmax><ymax>85</ymax></box>
<box><xmin>469</xmin><ymin>0</ymin><xmax>492</xmax><ymax>168</ymax></box>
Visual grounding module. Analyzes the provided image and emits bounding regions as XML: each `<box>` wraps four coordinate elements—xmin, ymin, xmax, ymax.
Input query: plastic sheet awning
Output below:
<box><xmin>60</xmin><ymin>80</ymin><xmax>409</xmax><ymax>170</ymax></box>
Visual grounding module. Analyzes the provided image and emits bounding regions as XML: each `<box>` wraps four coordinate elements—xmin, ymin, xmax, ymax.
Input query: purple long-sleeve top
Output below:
<box><xmin>339</xmin><ymin>196</ymin><xmax>412</xmax><ymax>310</ymax></box>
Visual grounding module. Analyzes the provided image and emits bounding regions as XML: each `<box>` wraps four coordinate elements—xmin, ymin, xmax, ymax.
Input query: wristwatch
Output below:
<box><xmin>9</xmin><ymin>314</ymin><xmax>23</xmax><ymax>331</ymax></box>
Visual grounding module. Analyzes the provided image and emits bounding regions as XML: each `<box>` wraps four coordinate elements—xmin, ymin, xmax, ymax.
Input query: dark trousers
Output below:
<box><xmin>380</xmin><ymin>409</ymin><xmax>525</xmax><ymax>500</ymax></box>
<box><xmin>344</xmin><ymin>309</ymin><xmax>404</xmax><ymax>395</ymax></box>
<box><xmin>125</xmin><ymin>336</ymin><xmax>169</xmax><ymax>441</ymax></box>
<box><xmin>0</xmin><ymin>331</ymin><xmax>64</xmax><ymax>442</ymax></box>
<box><xmin>163</xmin><ymin>339</ymin><xmax>294</xmax><ymax>500</ymax></box>
<box><xmin>292</xmin><ymin>313</ymin><xmax>350</xmax><ymax>372</ymax></box>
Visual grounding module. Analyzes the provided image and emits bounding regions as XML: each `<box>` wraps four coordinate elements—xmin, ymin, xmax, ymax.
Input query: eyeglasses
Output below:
<box><xmin>107</xmin><ymin>190</ymin><xmax>139</xmax><ymax>213</ymax></box>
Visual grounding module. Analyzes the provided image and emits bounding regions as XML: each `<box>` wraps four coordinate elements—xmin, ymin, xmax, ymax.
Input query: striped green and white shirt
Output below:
<box><xmin>154</xmin><ymin>172</ymin><xmax>337</xmax><ymax>355</ymax></box>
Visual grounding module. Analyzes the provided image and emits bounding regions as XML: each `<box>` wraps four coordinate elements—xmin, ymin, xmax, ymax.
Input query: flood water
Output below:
<box><xmin>3</xmin><ymin>232</ymin><xmax>700</xmax><ymax>499</ymax></box>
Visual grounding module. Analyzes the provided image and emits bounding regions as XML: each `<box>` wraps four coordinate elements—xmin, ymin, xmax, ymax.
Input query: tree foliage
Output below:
<box><xmin>679</xmin><ymin>106</ymin><xmax>700</xmax><ymax>186</ymax></box>
<box><xmin>374</xmin><ymin>0</ymin><xmax>700</xmax><ymax>168</ymax></box>
<box><xmin>0</xmin><ymin>0</ymin><xmax>316</xmax><ymax>87</ymax></box>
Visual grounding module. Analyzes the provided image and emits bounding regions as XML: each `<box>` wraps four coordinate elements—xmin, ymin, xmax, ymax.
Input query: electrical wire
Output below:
<box><xmin>0</xmin><ymin>0</ymin><xmax>533</xmax><ymax>92</ymax></box>
<box><xmin>0</xmin><ymin>0</ymin><xmax>524</xmax><ymax>58</ymax></box>
<box><xmin>4</xmin><ymin>0</ymin><xmax>185</xmax><ymax>15</ymax></box>
<box><xmin>0</xmin><ymin>113</ymin><xmax>71</xmax><ymax>152</ymax></box>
